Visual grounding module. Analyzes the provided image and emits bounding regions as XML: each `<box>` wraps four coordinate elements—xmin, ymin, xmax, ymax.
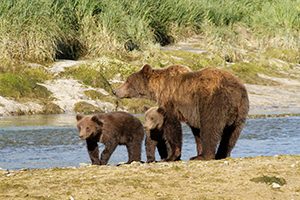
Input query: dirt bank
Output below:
<box><xmin>1</xmin><ymin>155</ymin><xmax>299</xmax><ymax>200</ymax></box>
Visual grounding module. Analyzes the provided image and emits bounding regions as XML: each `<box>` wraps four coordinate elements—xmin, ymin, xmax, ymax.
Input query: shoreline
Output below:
<box><xmin>0</xmin><ymin>111</ymin><xmax>300</xmax><ymax>129</ymax></box>
<box><xmin>1</xmin><ymin>155</ymin><xmax>299</xmax><ymax>199</ymax></box>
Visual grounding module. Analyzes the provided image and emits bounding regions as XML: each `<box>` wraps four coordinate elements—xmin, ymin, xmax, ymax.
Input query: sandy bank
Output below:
<box><xmin>1</xmin><ymin>155</ymin><xmax>299</xmax><ymax>200</ymax></box>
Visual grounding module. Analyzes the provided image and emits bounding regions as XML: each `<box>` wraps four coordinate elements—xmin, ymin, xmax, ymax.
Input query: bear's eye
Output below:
<box><xmin>86</xmin><ymin>127</ymin><xmax>90</xmax><ymax>131</ymax></box>
<box><xmin>150</xmin><ymin>117</ymin><xmax>154</xmax><ymax>120</ymax></box>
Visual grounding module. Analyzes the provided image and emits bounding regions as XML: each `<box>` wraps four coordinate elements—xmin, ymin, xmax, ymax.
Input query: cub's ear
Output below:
<box><xmin>91</xmin><ymin>115</ymin><xmax>103</xmax><ymax>127</ymax></box>
<box><xmin>157</xmin><ymin>107</ymin><xmax>166</xmax><ymax>116</ymax></box>
<box><xmin>143</xmin><ymin>105</ymin><xmax>150</xmax><ymax>112</ymax></box>
<box><xmin>141</xmin><ymin>64</ymin><xmax>153</xmax><ymax>77</ymax></box>
<box><xmin>76</xmin><ymin>114</ymin><xmax>84</xmax><ymax>121</ymax></box>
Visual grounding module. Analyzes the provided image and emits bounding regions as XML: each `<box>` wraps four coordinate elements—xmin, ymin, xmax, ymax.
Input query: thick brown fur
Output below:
<box><xmin>144</xmin><ymin>107</ymin><xmax>182</xmax><ymax>162</ymax></box>
<box><xmin>76</xmin><ymin>112</ymin><xmax>144</xmax><ymax>165</ymax></box>
<box><xmin>115</xmin><ymin>64</ymin><xmax>249</xmax><ymax>160</ymax></box>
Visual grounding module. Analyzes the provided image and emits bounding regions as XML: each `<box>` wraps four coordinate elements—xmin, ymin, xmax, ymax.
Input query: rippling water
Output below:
<box><xmin>0</xmin><ymin>115</ymin><xmax>299</xmax><ymax>169</ymax></box>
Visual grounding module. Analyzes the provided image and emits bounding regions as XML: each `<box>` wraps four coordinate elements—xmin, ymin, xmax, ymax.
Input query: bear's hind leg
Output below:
<box><xmin>100</xmin><ymin>141</ymin><xmax>118</xmax><ymax>165</ymax></box>
<box><xmin>215</xmin><ymin>123</ymin><xmax>244</xmax><ymax>159</ymax></box>
<box><xmin>197</xmin><ymin>123</ymin><xmax>224</xmax><ymax>160</ymax></box>
<box><xmin>189</xmin><ymin>126</ymin><xmax>202</xmax><ymax>160</ymax></box>
<box><xmin>126</xmin><ymin>142</ymin><xmax>142</xmax><ymax>164</ymax></box>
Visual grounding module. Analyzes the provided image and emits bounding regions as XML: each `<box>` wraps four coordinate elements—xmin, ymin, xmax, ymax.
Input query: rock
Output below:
<box><xmin>49</xmin><ymin>59</ymin><xmax>86</xmax><ymax>75</ymax></box>
<box><xmin>271</xmin><ymin>182</ymin><xmax>281</xmax><ymax>189</ymax></box>
<box><xmin>129</xmin><ymin>161</ymin><xmax>143</xmax><ymax>167</ymax></box>
<box><xmin>224</xmin><ymin>161</ymin><xmax>229</xmax><ymax>165</ymax></box>
<box><xmin>291</xmin><ymin>164</ymin><xmax>296</xmax><ymax>168</ymax></box>
<box><xmin>38</xmin><ymin>79</ymin><xmax>115</xmax><ymax>113</ymax></box>
<box><xmin>79</xmin><ymin>163</ymin><xmax>90</xmax><ymax>167</ymax></box>
<box><xmin>0</xmin><ymin>96</ymin><xmax>43</xmax><ymax>116</ymax></box>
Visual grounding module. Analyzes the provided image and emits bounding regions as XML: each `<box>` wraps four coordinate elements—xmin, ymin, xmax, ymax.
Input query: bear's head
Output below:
<box><xmin>114</xmin><ymin>64</ymin><xmax>153</xmax><ymax>99</ymax></box>
<box><xmin>144</xmin><ymin>106</ymin><xmax>166</xmax><ymax>131</ymax></box>
<box><xmin>76</xmin><ymin>114</ymin><xmax>103</xmax><ymax>140</ymax></box>
<box><xmin>114</xmin><ymin>64</ymin><xmax>191</xmax><ymax>99</ymax></box>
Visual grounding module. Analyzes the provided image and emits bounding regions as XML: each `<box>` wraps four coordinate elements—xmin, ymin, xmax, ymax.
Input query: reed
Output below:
<box><xmin>0</xmin><ymin>0</ymin><xmax>298</xmax><ymax>63</ymax></box>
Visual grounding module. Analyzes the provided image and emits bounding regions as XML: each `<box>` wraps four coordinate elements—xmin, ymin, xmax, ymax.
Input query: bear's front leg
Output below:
<box><xmin>100</xmin><ymin>141</ymin><xmax>118</xmax><ymax>165</ymax></box>
<box><xmin>86</xmin><ymin>137</ymin><xmax>101</xmax><ymax>165</ymax></box>
<box><xmin>145</xmin><ymin>133</ymin><xmax>157</xmax><ymax>162</ymax></box>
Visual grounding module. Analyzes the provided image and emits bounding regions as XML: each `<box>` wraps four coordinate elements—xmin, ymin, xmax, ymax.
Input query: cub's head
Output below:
<box><xmin>144</xmin><ymin>107</ymin><xmax>166</xmax><ymax>131</ymax></box>
<box><xmin>76</xmin><ymin>114</ymin><xmax>103</xmax><ymax>140</ymax></box>
<box><xmin>114</xmin><ymin>64</ymin><xmax>153</xmax><ymax>99</ymax></box>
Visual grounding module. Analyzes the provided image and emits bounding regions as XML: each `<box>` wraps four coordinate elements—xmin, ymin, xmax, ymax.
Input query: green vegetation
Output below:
<box><xmin>42</xmin><ymin>102</ymin><xmax>64</xmax><ymax>114</ymax></box>
<box><xmin>0</xmin><ymin>0</ymin><xmax>299</xmax><ymax>115</ymax></box>
<box><xmin>0</xmin><ymin>66</ymin><xmax>52</xmax><ymax>100</ymax></box>
<box><xmin>229</xmin><ymin>62</ymin><xmax>280</xmax><ymax>85</ymax></box>
<box><xmin>84</xmin><ymin>90</ymin><xmax>108</xmax><ymax>101</ymax></box>
<box><xmin>74</xmin><ymin>101</ymin><xmax>103</xmax><ymax>114</ymax></box>
<box><xmin>0</xmin><ymin>0</ymin><xmax>299</xmax><ymax>63</ymax></box>
<box><xmin>250</xmin><ymin>175</ymin><xmax>287</xmax><ymax>186</ymax></box>
<box><xmin>61</xmin><ymin>65</ymin><xmax>113</xmax><ymax>93</ymax></box>
<box><xmin>119</xmin><ymin>98</ymin><xmax>156</xmax><ymax>113</ymax></box>
<box><xmin>83</xmin><ymin>89</ymin><xmax>156</xmax><ymax>113</ymax></box>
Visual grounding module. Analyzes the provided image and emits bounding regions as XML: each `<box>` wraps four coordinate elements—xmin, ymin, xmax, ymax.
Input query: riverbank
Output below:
<box><xmin>1</xmin><ymin>155</ymin><xmax>299</xmax><ymax>200</ymax></box>
<box><xmin>1</xmin><ymin>44</ymin><xmax>300</xmax><ymax>117</ymax></box>
<box><xmin>1</xmin><ymin>0</ymin><xmax>299</xmax><ymax>116</ymax></box>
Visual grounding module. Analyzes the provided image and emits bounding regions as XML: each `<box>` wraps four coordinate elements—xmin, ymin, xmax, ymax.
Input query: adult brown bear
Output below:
<box><xmin>114</xmin><ymin>64</ymin><xmax>249</xmax><ymax>160</ymax></box>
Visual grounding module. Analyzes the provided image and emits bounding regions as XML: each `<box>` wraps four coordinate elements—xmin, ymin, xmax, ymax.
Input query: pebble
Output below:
<box><xmin>79</xmin><ymin>163</ymin><xmax>90</xmax><ymax>167</ymax></box>
<box><xmin>291</xmin><ymin>164</ymin><xmax>296</xmax><ymax>168</ymax></box>
<box><xmin>271</xmin><ymin>183</ymin><xmax>281</xmax><ymax>189</ymax></box>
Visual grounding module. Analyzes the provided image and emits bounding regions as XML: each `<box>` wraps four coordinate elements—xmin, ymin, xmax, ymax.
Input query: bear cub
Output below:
<box><xmin>76</xmin><ymin>112</ymin><xmax>144</xmax><ymax>165</ymax></box>
<box><xmin>144</xmin><ymin>107</ymin><xmax>182</xmax><ymax>162</ymax></box>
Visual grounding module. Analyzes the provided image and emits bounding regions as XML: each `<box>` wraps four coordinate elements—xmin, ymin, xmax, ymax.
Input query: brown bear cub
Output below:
<box><xmin>115</xmin><ymin>64</ymin><xmax>249</xmax><ymax>160</ymax></box>
<box><xmin>76</xmin><ymin>112</ymin><xmax>144</xmax><ymax>165</ymax></box>
<box><xmin>144</xmin><ymin>107</ymin><xmax>182</xmax><ymax>162</ymax></box>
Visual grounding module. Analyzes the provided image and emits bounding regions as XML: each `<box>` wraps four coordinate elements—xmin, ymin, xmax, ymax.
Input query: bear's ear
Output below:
<box><xmin>76</xmin><ymin>114</ymin><xmax>84</xmax><ymax>121</ymax></box>
<box><xmin>143</xmin><ymin>105</ymin><xmax>150</xmax><ymax>112</ymax></box>
<box><xmin>157</xmin><ymin>107</ymin><xmax>166</xmax><ymax>116</ymax></box>
<box><xmin>91</xmin><ymin>115</ymin><xmax>103</xmax><ymax>127</ymax></box>
<box><xmin>141</xmin><ymin>64</ymin><xmax>152</xmax><ymax>77</ymax></box>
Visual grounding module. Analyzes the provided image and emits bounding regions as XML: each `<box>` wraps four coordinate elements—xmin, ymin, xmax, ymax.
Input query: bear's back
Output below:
<box><xmin>97</xmin><ymin>112</ymin><xmax>144</xmax><ymax>139</ymax></box>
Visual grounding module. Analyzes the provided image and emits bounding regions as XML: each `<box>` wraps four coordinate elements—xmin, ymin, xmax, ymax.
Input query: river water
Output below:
<box><xmin>0</xmin><ymin>114</ymin><xmax>299</xmax><ymax>170</ymax></box>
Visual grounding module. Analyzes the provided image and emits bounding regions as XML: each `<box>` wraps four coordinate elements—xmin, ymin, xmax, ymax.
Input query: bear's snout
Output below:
<box><xmin>143</xmin><ymin>124</ymin><xmax>150</xmax><ymax>131</ymax></box>
<box><xmin>114</xmin><ymin>88</ymin><xmax>124</xmax><ymax>98</ymax></box>
<box><xmin>114</xmin><ymin>83</ymin><xmax>130</xmax><ymax>98</ymax></box>
<box><xmin>79</xmin><ymin>134</ymin><xmax>85</xmax><ymax>139</ymax></box>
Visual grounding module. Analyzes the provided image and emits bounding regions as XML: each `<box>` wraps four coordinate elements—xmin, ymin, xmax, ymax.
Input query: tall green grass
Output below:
<box><xmin>0</xmin><ymin>0</ymin><xmax>299</xmax><ymax>63</ymax></box>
